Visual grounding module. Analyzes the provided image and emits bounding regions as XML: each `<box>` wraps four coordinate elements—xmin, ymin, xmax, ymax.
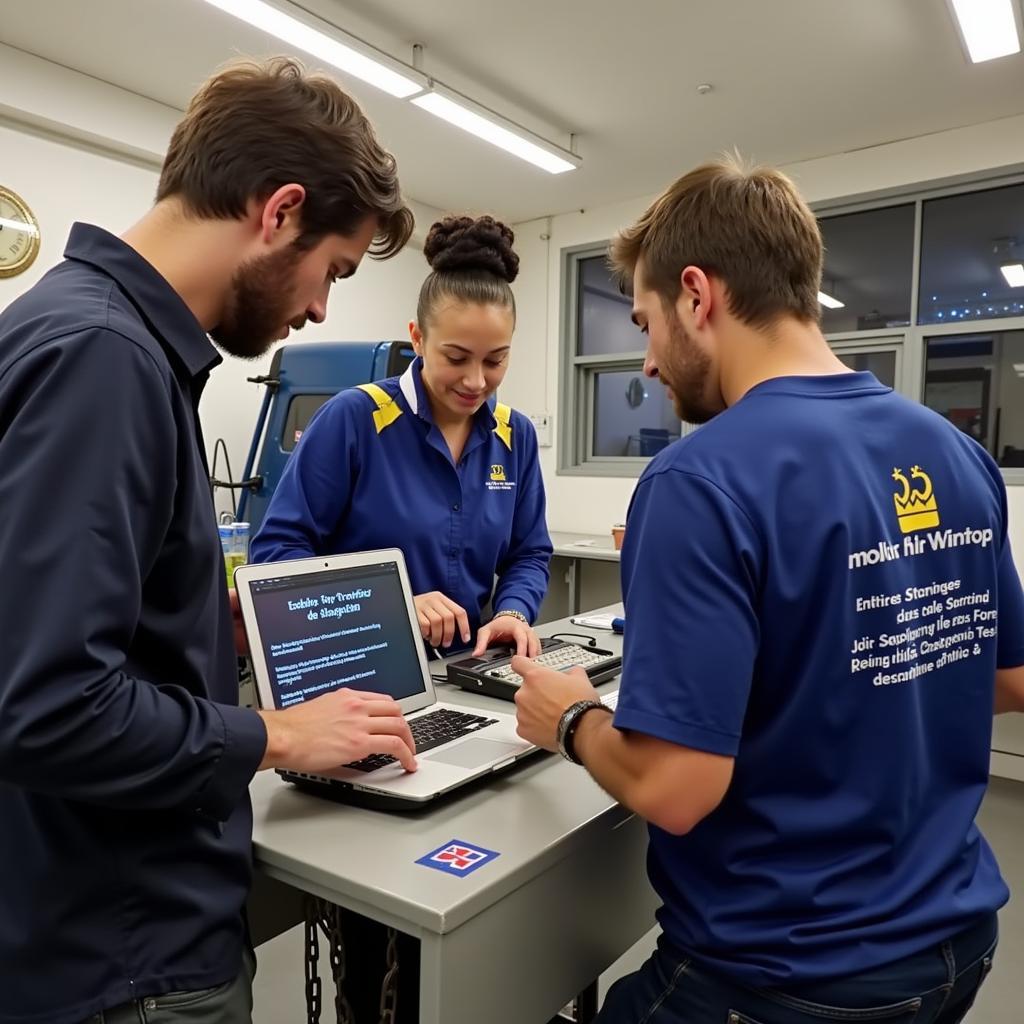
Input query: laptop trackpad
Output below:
<box><xmin>426</xmin><ymin>738</ymin><xmax>521</xmax><ymax>769</ymax></box>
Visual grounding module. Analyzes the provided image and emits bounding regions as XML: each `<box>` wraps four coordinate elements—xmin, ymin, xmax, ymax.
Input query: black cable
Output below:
<box><xmin>548</xmin><ymin>632</ymin><xmax>598</xmax><ymax>647</ymax></box>
<box><xmin>427</xmin><ymin>644</ymin><xmax>453</xmax><ymax>683</ymax></box>
<box><xmin>209</xmin><ymin>437</ymin><xmax>238</xmax><ymax>517</ymax></box>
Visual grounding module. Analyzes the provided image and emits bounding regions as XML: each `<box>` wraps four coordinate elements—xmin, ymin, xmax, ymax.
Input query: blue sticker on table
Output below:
<box><xmin>416</xmin><ymin>839</ymin><xmax>500</xmax><ymax>877</ymax></box>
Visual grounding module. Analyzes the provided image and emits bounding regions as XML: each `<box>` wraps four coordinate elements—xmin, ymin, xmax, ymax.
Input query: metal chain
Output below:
<box><xmin>304</xmin><ymin>897</ymin><xmax>323</xmax><ymax>1024</ymax></box>
<box><xmin>325</xmin><ymin>901</ymin><xmax>356</xmax><ymax>1024</ymax></box>
<box><xmin>305</xmin><ymin>897</ymin><xmax>400</xmax><ymax>1024</ymax></box>
<box><xmin>377</xmin><ymin>927</ymin><xmax>400</xmax><ymax>1024</ymax></box>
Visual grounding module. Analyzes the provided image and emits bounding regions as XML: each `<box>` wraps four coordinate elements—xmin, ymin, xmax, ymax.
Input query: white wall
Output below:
<box><xmin>0</xmin><ymin>46</ymin><xmax>443</xmax><ymax>516</ymax></box>
<box><xmin>0</xmin><ymin>42</ymin><xmax>176</xmax><ymax>164</ymax></box>
<box><xmin>0</xmin><ymin>125</ymin><xmax>159</xmax><ymax>307</ymax></box>
<box><xmin>505</xmin><ymin>113</ymin><xmax>1024</xmax><ymax>555</ymax></box>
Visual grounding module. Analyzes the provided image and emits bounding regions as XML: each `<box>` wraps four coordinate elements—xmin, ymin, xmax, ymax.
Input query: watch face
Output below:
<box><xmin>0</xmin><ymin>188</ymin><xmax>40</xmax><ymax>278</ymax></box>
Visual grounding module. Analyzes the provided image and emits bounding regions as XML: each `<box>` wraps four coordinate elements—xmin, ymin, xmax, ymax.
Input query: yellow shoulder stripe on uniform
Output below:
<box><xmin>493</xmin><ymin>402</ymin><xmax>513</xmax><ymax>451</ymax></box>
<box><xmin>356</xmin><ymin>383</ymin><xmax>403</xmax><ymax>434</ymax></box>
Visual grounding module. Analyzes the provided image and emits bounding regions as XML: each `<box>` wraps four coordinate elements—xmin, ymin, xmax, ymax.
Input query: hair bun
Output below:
<box><xmin>423</xmin><ymin>215</ymin><xmax>519</xmax><ymax>283</ymax></box>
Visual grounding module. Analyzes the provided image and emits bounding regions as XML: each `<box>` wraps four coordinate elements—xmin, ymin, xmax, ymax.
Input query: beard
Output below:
<box><xmin>660</xmin><ymin>307</ymin><xmax>723</xmax><ymax>425</ymax></box>
<box><xmin>210</xmin><ymin>243</ymin><xmax>308</xmax><ymax>360</ymax></box>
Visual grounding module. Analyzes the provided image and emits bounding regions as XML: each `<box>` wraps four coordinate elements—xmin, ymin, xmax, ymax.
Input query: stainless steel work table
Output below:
<box><xmin>248</xmin><ymin>605</ymin><xmax>657</xmax><ymax>1024</ymax></box>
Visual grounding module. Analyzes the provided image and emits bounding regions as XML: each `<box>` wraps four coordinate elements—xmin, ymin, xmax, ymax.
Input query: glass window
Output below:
<box><xmin>923</xmin><ymin>331</ymin><xmax>1024</xmax><ymax>466</ymax></box>
<box><xmin>577</xmin><ymin>255</ymin><xmax>645</xmax><ymax>356</ymax></box>
<box><xmin>919</xmin><ymin>183</ymin><xmax>1024</xmax><ymax>326</ymax></box>
<box><xmin>819</xmin><ymin>205</ymin><xmax>915</xmax><ymax>334</ymax></box>
<box><xmin>591</xmin><ymin>369</ymin><xmax>684</xmax><ymax>457</ymax></box>
<box><xmin>282</xmin><ymin>394</ymin><xmax>332</xmax><ymax>451</ymax></box>
<box><xmin>563</xmin><ymin>180</ymin><xmax>1024</xmax><ymax>479</ymax></box>
<box><xmin>835</xmin><ymin>349</ymin><xmax>897</xmax><ymax>388</ymax></box>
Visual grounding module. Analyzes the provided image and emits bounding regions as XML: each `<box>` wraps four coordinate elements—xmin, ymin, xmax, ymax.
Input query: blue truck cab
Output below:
<box><xmin>236</xmin><ymin>340</ymin><xmax>415</xmax><ymax>533</ymax></box>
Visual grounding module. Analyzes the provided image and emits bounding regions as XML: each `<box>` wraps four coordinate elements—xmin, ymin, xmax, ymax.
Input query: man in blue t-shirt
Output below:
<box><xmin>513</xmin><ymin>157</ymin><xmax>1024</xmax><ymax>1023</ymax></box>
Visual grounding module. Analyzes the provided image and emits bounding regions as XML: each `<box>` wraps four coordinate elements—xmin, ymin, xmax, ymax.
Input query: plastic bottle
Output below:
<box><xmin>219</xmin><ymin>523</ymin><xmax>236</xmax><ymax>587</ymax></box>
<box><xmin>223</xmin><ymin>521</ymin><xmax>248</xmax><ymax>588</ymax></box>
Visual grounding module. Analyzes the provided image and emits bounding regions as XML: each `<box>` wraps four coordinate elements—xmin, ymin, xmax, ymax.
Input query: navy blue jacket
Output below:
<box><xmin>0</xmin><ymin>224</ymin><xmax>267</xmax><ymax>1024</ymax></box>
<box><xmin>252</xmin><ymin>358</ymin><xmax>552</xmax><ymax>638</ymax></box>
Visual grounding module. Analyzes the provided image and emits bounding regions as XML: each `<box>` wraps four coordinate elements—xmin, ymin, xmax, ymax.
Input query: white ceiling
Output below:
<box><xmin>3</xmin><ymin>0</ymin><xmax>1024</xmax><ymax>223</ymax></box>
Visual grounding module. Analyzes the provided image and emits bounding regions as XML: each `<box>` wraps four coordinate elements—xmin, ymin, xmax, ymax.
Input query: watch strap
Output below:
<box><xmin>557</xmin><ymin>700</ymin><xmax>613</xmax><ymax>765</ymax></box>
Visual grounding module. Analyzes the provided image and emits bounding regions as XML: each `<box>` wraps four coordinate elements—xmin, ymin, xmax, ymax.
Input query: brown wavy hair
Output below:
<box><xmin>157</xmin><ymin>56</ymin><xmax>413</xmax><ymax>258</ymax></box>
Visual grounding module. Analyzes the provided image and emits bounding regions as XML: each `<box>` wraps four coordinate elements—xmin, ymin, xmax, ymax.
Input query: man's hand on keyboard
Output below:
<box><xmin>511</xmin><ymin>657</ymin><xmax>600</xmax><ymax>751</ymax></box>
<box><xmin>257</xmin><ymin>688</ymin><xmax>418</xmax><ymax>774</ymax></box>
<box><xmin>472</xmin><ymin>615</ymin><xmax>541</xmax><ymax>658</ymax></box>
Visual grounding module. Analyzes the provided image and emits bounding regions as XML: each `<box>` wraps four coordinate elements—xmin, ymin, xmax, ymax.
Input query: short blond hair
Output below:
<box><xmin>610</xmin><ymin>154</ymin><xmax>822</xmax><ymax>327</ymax></box>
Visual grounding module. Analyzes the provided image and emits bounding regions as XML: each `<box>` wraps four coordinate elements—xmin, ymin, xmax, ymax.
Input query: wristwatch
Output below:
<box><xmin>556</xmin><ymin>700</ymin><xmax>613</xmax><ymax>765</ymax></box>
<box><xmin>494</xmin><ymin>608</ymin><xmax>529</xmax><ymax>624</ymax></box>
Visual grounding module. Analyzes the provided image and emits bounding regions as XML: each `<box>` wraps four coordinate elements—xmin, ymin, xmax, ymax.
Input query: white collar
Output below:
<box><xmin>398</xmin><ymin>359</ymin><xmax>419</xmax><ymax>414</ymax></box>
<box><xmin>398</xmin><ymin>356</ymin><xmax>500</xmax><ymax>423</ymax></box>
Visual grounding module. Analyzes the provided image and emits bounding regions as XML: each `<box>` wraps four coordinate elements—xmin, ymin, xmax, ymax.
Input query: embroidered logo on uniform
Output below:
<box><xmin>416</xmin><ymin>840</ymin><xmax>500</xmax><ymax>877</ymax></box>
<box><xmin>486</xmin><ymin>463</ymin><xmax>515</xmax><ymax>492</ymax></box>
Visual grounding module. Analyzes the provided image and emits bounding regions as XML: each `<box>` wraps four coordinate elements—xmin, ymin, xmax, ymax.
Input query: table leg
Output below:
<box><xmin>567</xmin><ymin>559</ymin><xmax>579</xmax><ymax>617</ymax></box>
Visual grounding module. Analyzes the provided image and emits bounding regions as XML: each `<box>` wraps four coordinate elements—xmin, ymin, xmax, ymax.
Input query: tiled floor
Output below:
<box><xmin>253</xmin><ymin>777</ymin><xmax>1023</xmax><ymax>1022</ymax></box>
<box><xmin>968</xmin><ymin>777</ymin><xmax>1021</xmax><ymax>1022</ymax></box>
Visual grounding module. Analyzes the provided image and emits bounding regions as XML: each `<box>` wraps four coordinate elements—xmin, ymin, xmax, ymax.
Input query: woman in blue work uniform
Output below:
<box><xmin>251</xmin><ymin>215</ymin><xmax>552</xmax><ymax>657</ymax></box>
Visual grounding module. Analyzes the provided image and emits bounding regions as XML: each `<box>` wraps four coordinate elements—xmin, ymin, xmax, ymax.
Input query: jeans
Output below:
<box><xmin>595</xmin><ymin>914</ymin><xmax>997</xmax><ymax>1024</ymax></box>
<box><xmin>84</xmin><ymin>946</ymin><xmax>255</xmax><ymax>1024</ymax></box>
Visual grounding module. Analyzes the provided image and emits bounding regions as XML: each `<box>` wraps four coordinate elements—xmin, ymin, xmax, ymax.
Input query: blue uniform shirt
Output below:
<box><xmin>251</xmin><ymin>357</ymin><xmax>552</xmax><ymax>638</ymax></box>
<box><xmin>616</xmin><ymin>372</ymin><xmax>1024</xmax><ymax>986</ymax></box>
<box><xmin>0</xmin><ymin>224</ymin><xmax>268</xmax><ymax>1024</ymax></box>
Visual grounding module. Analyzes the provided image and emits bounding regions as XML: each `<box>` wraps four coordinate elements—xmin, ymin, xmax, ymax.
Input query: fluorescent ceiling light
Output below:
<box><xmin>947</xmin><ymin>0</ymin><xmax>1021</xmax><ymax>63</ymax></box>
<box><xmin>412</xmin><ymin>91</ymin><xmax>579</xmax><ymax>174</ymax></box>
<box><xmin>1013</xmin><ymin>362</ymin><xmax>1024</xmax><ymax>374</ymax></box>
<box><xmin>198</xmin><ymin>0</ymin><xmax>581</xmax><ymax>174</ymax></box>
<box><xmin>0</xmin><ymin>217</ymin><xmax>38</xmax><ymax>235</ymax></box>
<box><xmin>200</xmin><ymin>0</ymin><xmax>426</xmax><ymax>97</ymax></box>
<box><xmin>1001</xmin><ymin>262</ymin><xmax>1024</xmax><ymax>286</ymax></box>
<box><xmin>818</xmin><ymin>290</ymin><xmax>845</xmax><ymax>309</ymax></box>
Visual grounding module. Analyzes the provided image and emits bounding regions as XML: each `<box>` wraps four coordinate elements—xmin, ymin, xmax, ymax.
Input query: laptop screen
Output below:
<box><xmin>248</xmin><ymin>560</ymin><xmax>427</xmax><ymax>708</ymax></box>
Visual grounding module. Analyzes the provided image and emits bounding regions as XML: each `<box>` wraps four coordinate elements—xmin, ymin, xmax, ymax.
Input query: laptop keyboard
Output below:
<box><xmin>343</xmin><ymin>708</ymin><xmax>500</xmax><ymax>773</ymax></box>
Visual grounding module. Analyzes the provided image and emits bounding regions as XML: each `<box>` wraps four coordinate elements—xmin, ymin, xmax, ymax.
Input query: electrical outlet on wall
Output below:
<box><xmin>529</xmin><ymin>413</ymin><xmax>552</xmax><ymax>447</ymax></box>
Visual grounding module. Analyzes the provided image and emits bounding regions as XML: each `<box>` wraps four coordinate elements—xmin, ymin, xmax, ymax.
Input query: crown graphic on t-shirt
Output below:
<box><xmin>892</xmin><ymin>465</ymin><xmax>940</xmax><ymax>534</ymax></box>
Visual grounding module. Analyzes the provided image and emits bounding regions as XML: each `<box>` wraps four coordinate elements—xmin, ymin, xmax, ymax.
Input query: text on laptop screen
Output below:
<box><xmin>249</xmin><ymin>562</ymin><xmax>425</xmax><ymax>707</ymax></box>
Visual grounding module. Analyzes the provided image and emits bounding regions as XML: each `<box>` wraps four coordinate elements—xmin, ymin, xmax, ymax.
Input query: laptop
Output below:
<box><xmin>234</xmin><ymin>549</ymin><xmax>539</xmax><ymax>807</ymax></box>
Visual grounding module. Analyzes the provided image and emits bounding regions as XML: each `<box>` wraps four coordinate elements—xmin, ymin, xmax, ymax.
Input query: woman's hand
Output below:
<box><xmin>413</xmin><ymin>592</ymin><xmax>470</xmax><ymax>648</ymax></box>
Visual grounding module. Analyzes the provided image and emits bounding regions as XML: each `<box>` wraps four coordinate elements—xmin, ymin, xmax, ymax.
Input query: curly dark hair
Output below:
<box><xmin>157</xmin><ymin>56</ymin><xmax>414</xmax><ymax>259</ymax></box>
<box><xmin>416</xmin><ymin>215</ymin><xmax>519</xmax><ymax>330</ymax></box>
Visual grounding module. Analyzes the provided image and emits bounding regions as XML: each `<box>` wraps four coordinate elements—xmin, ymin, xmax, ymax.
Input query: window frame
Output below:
<box><xmin>559</xmin><ymin>242</ymin><xmax>653</xmax><ymax>477</ymax></box>
<box><xmin>826</xmin><ymin>335</ymin><xmax>908</xmax><ymax>396</ymax></box>
<box><xmin>560</xmin><ymin>165</ymin><xmax>1024</xmax><ymax>482</ymax></box>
